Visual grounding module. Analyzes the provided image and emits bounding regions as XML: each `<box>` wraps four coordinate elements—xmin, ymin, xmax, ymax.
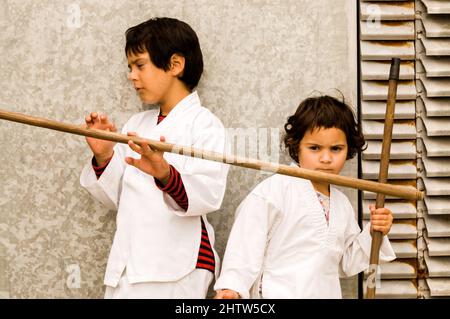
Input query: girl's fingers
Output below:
<box><xmin>372</xmin><ymin>220</ymin><xmax>389</xmax><ymax>227</ymax></box>
<box><xmin>371</xmin><ymin>214</ymin><xmax>389</xmax><ymax>221</ymax></box>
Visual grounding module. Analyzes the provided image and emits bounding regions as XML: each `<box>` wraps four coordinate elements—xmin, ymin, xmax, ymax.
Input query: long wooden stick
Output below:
<box><xmin>0</xmin><ymin>107</ymin><xmax>423</xmax><ymax>201</ymax></box>
<box><xmin>366</xmin><ymin>58</ymin><xmax>401</xmax><ymax>298</ymax></box>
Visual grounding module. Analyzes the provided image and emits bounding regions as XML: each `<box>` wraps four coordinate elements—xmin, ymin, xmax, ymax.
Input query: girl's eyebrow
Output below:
<box><xmin>303</xmin><ymin>142</ymin><xmax>346</xmax><ymax>147</ymax></box>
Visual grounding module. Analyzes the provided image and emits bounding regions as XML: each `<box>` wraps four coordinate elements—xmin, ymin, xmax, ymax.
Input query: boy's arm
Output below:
<box><xmin>154</xmin><ymin>165</ymin><xmax>188</xmax><ymax>211</ymax></box>
<box><xmin>214</xmin><ymin>193</ymin><xmax>280</xmax><ymax>299</ymax></box>
<box><xmin>168</xmin><ymin>114</ymin><xmax>229</xmax><ymax>216</ymax></box>
<box><xmin>80</xmin><ymin>124</ymin><xmax>128</xmax><ymax>211</ymax></box>
<box><xmin>339</xmin><ymin>201</ymin><xmax>396</xmax><ymax>277</ymax></box>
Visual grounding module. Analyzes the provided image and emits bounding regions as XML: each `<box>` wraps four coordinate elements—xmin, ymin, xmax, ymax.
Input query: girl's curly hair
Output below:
<box><xmin>283</xmin><ymin>95</ymin><xmax>366</xmax><ymax>163</ymax></box>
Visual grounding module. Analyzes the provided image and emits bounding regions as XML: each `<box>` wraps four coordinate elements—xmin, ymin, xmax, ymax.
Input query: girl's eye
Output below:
<box><xmin>309</xmin><ymin>146</ymin><xmax>319</xmax><ymax>151</ymax></box>
<box><xmin>331</xmin><ymin>146</ymin><xmax>342</xmax><ymax>152</ymax></box>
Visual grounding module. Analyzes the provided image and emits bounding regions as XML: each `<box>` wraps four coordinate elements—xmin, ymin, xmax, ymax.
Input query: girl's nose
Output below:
<box><xmin>320</xmin><ymin>151</ymin><xmax>332</xmax><ymax>163</ymax></box>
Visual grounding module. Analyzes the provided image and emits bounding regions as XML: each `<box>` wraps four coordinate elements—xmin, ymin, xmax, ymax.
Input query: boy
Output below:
<box><xmin>80</xmin><ymin>17</ymin><xmax>229</xmax><ymax>298</ymax></box>
<box><xmin>214</xmin><ymin>95</ymin><xmax>395</xmax><ymax>299</ymax></box>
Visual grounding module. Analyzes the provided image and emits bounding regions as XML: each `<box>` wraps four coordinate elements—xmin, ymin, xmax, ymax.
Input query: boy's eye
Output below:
<box><xmin>137</xmin><ymin>64</ymin><xmax>144</xmax><ymax>69</ymax></box>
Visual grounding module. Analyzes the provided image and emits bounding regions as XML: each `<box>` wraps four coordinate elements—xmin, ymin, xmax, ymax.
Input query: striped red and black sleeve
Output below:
<box><xmin>91</xmin><ymin>152</ymin><xmax>114</xmax><ymax>179</ymax></box>
<box><xmin>154</xmin><ymin>165</ymin><xmax>189</xmax><ymax>211</ymax></box>
<box><xmin>196</xmin><ymin>218</ymin><xmax>216</xmax><ymax>272</ymax></box>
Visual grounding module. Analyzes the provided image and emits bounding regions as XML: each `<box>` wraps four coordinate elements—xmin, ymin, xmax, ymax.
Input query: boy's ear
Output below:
<box><xmin>169</xmin><ymin>54</ymin><xmax>185</xmax><ymax>77</ymax></box>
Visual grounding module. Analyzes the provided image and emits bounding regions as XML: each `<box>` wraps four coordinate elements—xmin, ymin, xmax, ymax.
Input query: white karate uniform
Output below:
<box><xmin>214</xmin><ymin>169</ymin><xmax>396</xmax><ymax>299</ymax></box>
<box><xmin>80</xmin><ymin>92</ymin><xmax>229</xmax><ymax>296</ymax></box>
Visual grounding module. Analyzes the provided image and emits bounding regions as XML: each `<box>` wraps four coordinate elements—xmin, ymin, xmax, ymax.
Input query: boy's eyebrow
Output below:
<box><xmin>127</xmin><ymin>57</ymin><xmax>148</xmax><ymax>68</ymax></box>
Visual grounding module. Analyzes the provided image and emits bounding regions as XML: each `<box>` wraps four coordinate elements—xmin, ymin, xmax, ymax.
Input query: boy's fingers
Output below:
<box><xmin>140</xmin><ymin>142</ymin><xmax>152</xmax><ymax>154</ymax></box>
<box><xmin>128</xmin><ymin>141</ymin><xmax>142</xmax><ymax>154</ymax></box>
<box><xmin>100</xmin><ymin>114</ymin><xmax>108</xmax><ymax>124</ymax></box>
<box><xmin>125</xmin><ymin>157</ymin><xmax>136</xmax><ymax>167</ymax></box>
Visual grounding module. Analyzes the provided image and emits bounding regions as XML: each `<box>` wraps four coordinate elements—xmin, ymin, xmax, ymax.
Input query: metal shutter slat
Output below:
<box><xmin>419</xmin><ymin>177</ymin><xmax>450</xmax><ymax>196</ymax></box>
<box><xmin>361</xmin><ymin>40</ymin><xmax>415</xmax><ymax>60</ymax></box>
<box><xmin>422</xmin><ymin>0</ymin><xmax>450</xmax><ymax>14</ymax></box>
<box><xmin>360</xmin><ymin>1</ymin><xmax>415</xmax><ymax>20</ymax></box>
<box><xmin>363</xmin><ymin>220</ymin><xmax>418</xmax><ymax>239</ymax></box>
<box><xmin>363</xmin><ymin>120</ymin><xmax>417</xmax><ymax>139</ymax></box>
<box><xmin>423</xmin><ymin>212</ymin><xmax>450</xmax><ymax>236</ymax></box>
<box><xmin>360</xmin><ymin>21</ymin><xmax>415</xmax><ymax>40</ymax></box>
<box><xmin>426</xmin><ymin>278</ymin><xmax>450</xmax><ymax>297</ymax></box>
<box><xmin>362</xmin><ymin>160</ymin><xmax>417</xmax><ymax>179</ymax></box>
<box><xmin>363</xmin><ymin>140</ymin><xmax>416</xmax><ymax>160</ymax></box>
<box><xmin>424</xmin><ymin>235</ymin><xmax>450</xmax><ymax>256</ymax></box>
<box><xmin>419</xmin><ymin>77</ymin><xmax>450</xmax><ymax>97</ymax></box>
<box><xmin>362</xmin><ymin>80</ymin><xmax>417</xmax><ymax>100</ymax></box>
<box><xmin>418</xmin><ymin>54</ymin><xmax>450</xmax><ymax>77</ymax></box>
<box><xmin>421</xmin><ymin>13</ymin><xmax>450</xmax><ymax>37</ymax></box>
<box><xmin>420</xmin><ymin>157</ymin><xmax>450</xmax><ymax>177</ymax></box>
<box><xmin>419</xmin><ymin>116</ymin><xmax>450</xmax><ymax>136</ymax></box>
<box><xmin>363</xmin><ymin>280</ymin><xmax>417</xmax><ymax>298</ymax></box>
<box><xmin>420</xmin><ymin>37</ymin><xmax>450</xmax><ymax>56</ymax></box>
<box><xmin>362</xmin><ymin>100</ymin><xmax>416</xmax><ymax>119</ymax></box>
<box><xmin>418</xmin><ymin>135</ymin><xmax>450</xmax><ymax>157</ymax></box>
<box><xmin>424</xmin><ymin>251</ymin><xmax>450</xmax><ymax>276</ymax></box>
<box><xmin>421</xmin><ymin>196</ymin><xmax>450</xmax><ymax>215</ymax></box>
<box><xmin>417</xmin><ymin>95</ymin><xmax>450</xmax><ymax>117</ymax></box>
<box><xmin>391</xmin><ymin>240</ymin><xmax>418</xmax><ymax>258</ymax></box>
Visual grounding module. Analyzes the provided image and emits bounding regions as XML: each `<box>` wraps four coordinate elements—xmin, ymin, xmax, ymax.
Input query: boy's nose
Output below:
<box><xmin>127</xmin><ymin>70</ymin><xmax>138</xmax><ymax>81</ymax></box>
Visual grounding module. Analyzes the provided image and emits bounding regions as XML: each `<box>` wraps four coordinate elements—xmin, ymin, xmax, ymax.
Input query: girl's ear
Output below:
<box><xmin>169</xmin><ymin>54</ymin><xmax>185</xmax><ymax>77</ymax></box>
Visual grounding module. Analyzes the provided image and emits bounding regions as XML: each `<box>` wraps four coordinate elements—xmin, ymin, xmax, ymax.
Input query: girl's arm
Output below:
<box><xmin>339</xmin><ymin>201</ymin><xmax>396</xmax><ymax>277</ymax></box>
<box><xmin>214</xmin><ymin>193</ymin><xmax>281</xmax><ymax>299</ymax></box>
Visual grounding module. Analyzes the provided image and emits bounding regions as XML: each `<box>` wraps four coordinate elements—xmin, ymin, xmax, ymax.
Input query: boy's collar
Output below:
<box><xmin>160</xmin><ymin>91</ymin><xmax>200</xmax><ymax>117</ymax></box>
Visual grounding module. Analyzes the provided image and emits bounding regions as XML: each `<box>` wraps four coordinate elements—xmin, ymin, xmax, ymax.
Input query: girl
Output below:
<box><xmin>214</xmin><ymin>95</ymin><xmax>395</xmax><ymax>299</ymax></box>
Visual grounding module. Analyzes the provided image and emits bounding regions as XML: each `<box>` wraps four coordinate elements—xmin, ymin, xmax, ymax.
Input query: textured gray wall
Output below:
<box><xmin>0</xmin><ymin>0</ymin><xmax>357</xmax><ymax>298</ymax></box>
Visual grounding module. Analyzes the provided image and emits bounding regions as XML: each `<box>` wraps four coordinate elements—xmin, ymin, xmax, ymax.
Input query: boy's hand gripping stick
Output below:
<box><xmin>366</xmin><ymin>58</ymin><xmax>401</xmax><ymax>299</ymax></box>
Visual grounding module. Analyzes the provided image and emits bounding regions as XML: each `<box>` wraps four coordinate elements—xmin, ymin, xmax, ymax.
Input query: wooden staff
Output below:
<box><xmin>366</xmin><ymin>58</ymin><xmax>401</xmax><ymax>298</ymax></box>
<box><xmin>0</xmin><ymin>106</ymin><xmax>423</xmax><ymax>201</ymax></box>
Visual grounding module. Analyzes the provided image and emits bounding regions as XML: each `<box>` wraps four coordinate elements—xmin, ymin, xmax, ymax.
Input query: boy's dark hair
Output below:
<box><xmin>283</xmin><ymin>95</ymin><xmax>366</xmax><ymax>162</ymax></box>
<box><xmin>125</xmin><ymin>17</ymin><xmax>203</xmax><ymax>91</ymax></box>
